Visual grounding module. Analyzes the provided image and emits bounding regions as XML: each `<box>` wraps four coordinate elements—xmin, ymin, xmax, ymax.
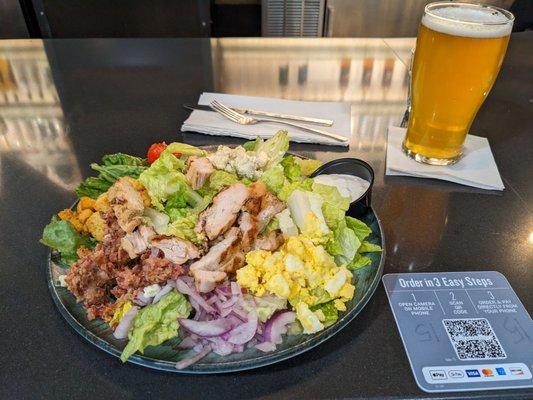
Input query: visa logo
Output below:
<box><xmin>466</xmin><ymin>369</ymin><xmax>481</xmax><ymax>378</ymax></box>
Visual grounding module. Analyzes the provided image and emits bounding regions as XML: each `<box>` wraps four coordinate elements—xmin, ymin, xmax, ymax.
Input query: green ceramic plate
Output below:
<box><xmin>46</xmin><ymin>151</ymin><xmax>385</xmax><ymax>373</ymax></box>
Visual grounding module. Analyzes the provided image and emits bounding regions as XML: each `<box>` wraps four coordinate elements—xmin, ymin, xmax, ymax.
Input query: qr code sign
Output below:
<box><xmin>442</xmin><ymin>318</ymin><xmax>507</xmax><ymax>360</ymax></box>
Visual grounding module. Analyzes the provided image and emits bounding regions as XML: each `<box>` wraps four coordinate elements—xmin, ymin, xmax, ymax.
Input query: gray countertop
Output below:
<box><xmin>0</xmin><ymin>34</ymin><xmax>531</xmax><ymax>399</ymax></box>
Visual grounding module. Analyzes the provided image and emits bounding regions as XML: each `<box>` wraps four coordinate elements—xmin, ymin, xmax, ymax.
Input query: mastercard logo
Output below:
<box><xmin>482</xmin><ymin>368</ymin><xmax>493</xmax><ymax>377</ymax></box>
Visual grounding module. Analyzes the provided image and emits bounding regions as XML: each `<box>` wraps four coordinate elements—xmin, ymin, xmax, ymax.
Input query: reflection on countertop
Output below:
<box><xmin>0</xmin><ymin>40</ymin><xmax>81</xmax><ymax>192</ymax></box>
<box><xmin>211</xmin><ymin>38</ymin><xmax>412</xmax><ymax>159</ymax></box>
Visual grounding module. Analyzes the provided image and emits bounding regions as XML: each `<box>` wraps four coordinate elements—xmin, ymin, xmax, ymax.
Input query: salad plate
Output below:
<box><xmin>44</xmin><ymin>134</ymin><xmax>385</xmax><ymax>373</ymax></box>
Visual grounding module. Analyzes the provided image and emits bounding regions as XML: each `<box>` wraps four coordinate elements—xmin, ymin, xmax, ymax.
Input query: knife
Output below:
<box><xmin>183</xmin><ymin>104</ymin><xmax>334</xmax><ymax>127</ymax></box>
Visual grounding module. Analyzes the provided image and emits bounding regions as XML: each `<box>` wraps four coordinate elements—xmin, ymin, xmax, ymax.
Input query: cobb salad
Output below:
<box><xmin>41</xmin><ymin>131</ymin><xmax>381</xmax><ymax>369</ymax></box>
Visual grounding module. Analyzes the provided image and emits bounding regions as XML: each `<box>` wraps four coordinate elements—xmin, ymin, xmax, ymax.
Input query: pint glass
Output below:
<box><xmin>403</xmin><ymin>2</ymin><xmax>514</xmax><ymax>165</ymax></box>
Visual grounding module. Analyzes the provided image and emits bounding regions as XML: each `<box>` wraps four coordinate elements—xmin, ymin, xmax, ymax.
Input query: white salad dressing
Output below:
<box><xmin>313</xmin><ymin>174</ymin><xmax>370</xmax><ymax>202</ymax></box>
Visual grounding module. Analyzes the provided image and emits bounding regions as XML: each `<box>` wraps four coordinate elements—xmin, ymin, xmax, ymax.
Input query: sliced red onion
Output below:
<box><xmin>152</xmin><ymin>283</ymin><xmax>173</xmax><ymax>304</ymax></box>
<box><xmin>234</xmin><ymin>344</ymin><xmax>244</xmax><ymax>353</ymax></box>
<box><xmin>179</xmin><ymin>318</ymin><xmax>233</xmax><ymax>337</ymax></box>
<box><xmin>175</xmin><ymin>278</ymin><xmax>216</xmax><ymax>314</ymax></box>
<box><xmin>227</xmin><ymin>311</ymin><xmax>258</xmax><ymax>345</ymax></box>
<box><xmin>175</xmin><ymin>345</ymin><xmax>212</xmax><ymax>370</ymax></box>
<box><xmin>255</xmin><ymin>342</ymin><xmax>277</xmax><ymax>352</ymax></box>
<box><xmin>113</xmin><ymin>306</ymin><xmax>139</xmax><ymax>339</ymax></box>
<box><xmin>231</xmin><ymin>308</ymin><xmax>248</xmax><ymax>321</ymax></box>
<box><xmin>263</xmin><ymin>311</ymin><xmax>297</xmax><ymax>345</ymax></box>
<box><xmin>208</xmin><ymin>337</ymin><xmax>234</xmax><ymax>356</ymax></box>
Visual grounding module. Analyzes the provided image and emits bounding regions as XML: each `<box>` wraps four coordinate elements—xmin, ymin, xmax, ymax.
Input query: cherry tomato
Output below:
<box><xmin>147</xmin><ymin>142</ymin><xmax>167</xmax><ymax>164</ymax></box>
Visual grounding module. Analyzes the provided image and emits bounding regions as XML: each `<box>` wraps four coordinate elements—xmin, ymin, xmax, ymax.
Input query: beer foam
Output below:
<box><xmin>422</xmin><ymin>5</ymin><xmax>513</xmax><ymax>38</ymax></box>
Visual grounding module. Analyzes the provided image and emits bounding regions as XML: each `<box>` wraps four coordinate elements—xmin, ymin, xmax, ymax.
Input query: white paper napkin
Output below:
<box><xmin>181</xmin><ymin>92</ymin><xmax>351</xmax><ymax>146</ymax></box>
<box><xmin>386</xmin><ymin>126</ymin><xmax>504</xmax><ymax>191</ymax></box>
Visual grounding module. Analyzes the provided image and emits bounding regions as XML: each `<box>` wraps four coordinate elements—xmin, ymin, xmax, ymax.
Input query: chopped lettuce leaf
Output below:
<box><xmin>165</xmin><ymin>142</ymin><xmax>206</xmax><ymax>157</ymax></box>
<box><xmin>255</xmin><ymin>130</ymin><xmax>289</xmax><ymax>169</ymax></box>
<box><xmin>299</xmin><ymin>159</ymin><xmax>323</xmax><ymax>177</ymax></box>
<box><xmin>345</xmin><ymin>216</ymin><xmax>372</xmax><ymax>242</ymax></box>
<box><xmin>166</xmin><ymin>214</ymin><xmax>203</xmax><ymax>244</ymax></box>
<box><xmin>359</xmin><ymin>241</ymin><xmax>382</xmax><ymax>253</ymax></box>
<box><xmin>277</xmin><ymin>178</ymin><xmax>313</xmax><ymax>201</ymax></box>
<box><xmin>40</xmin><ymin>216</ymin><xmax>95</xmax><ymax>266</ymax></box>
<box><xmin>327</xmin><ymin>226</ymin><xmax>360</xmax><ymax>265</ymax></box>
<box><xmin>242</xmin><ymin>137</ymin><xmax>264</xmax><ymax>151</ymax></box>
<box><xmin>206</xmin><ymin>170</ymin><xmax>239</xmax><ymax>192</ymax></box>
<box><xmin>76</xmin><ymin>152</ymin><xmax>148</xmax><ymax>199</ymax></box>
<box><xmin>346</xmin><ymin>253</ymin><xmax>372</xmax><ymax>271</ymax></box>
<box><xmin>120</xmin><ymin>290</ymin><xmax>191</xmax><ymax>362</ymax></box>
<box><xmin>277</xmin><ymin>209</ymin><xmax>298</xmax><ymax>237</ymax></box>
<box><xmin>311</xmin><ymin>301</ymin><xmax>338</xmax><ymax>328</ymax></box>
<box><xmin>280</xmin><ymin>155</ymin><xmax>301</xmax><ymax>182</ymax></box>
<box><xmin>312</xmin><ymin>183</ymin><xmax>351</xmax><ymax>231</ymax></box>
<box><xmin>102</xmin><ymin>153</ymin><xmax>147</xmax><ymax>166</ymax></box>
<box><xmin>143</xmin><ymin>208</ymin><xmax>170</xmax><ymax>235</ymax></box>
<box><xmin>260</xmin><ymin>165</ymin><xmax>285</xmax><ymax>194</ymax></box>
<box><xmin>287</xmin><ymin>190</ymin><xmax>330</xmax><ymax>236</ymax></box>
<box><xmin>138</xmin><ymin>151</ymin><xmax>190</xmax><ymax>210</ymax></box>
<box><xmin>244</xmin><ymin>294</ymin><xmax>287</xmax><ymax>323</ymax></box>
<box><xmin>75</xmin><ymin>177</ymin><xmax>112</xmax><ymax>199</ymax></box>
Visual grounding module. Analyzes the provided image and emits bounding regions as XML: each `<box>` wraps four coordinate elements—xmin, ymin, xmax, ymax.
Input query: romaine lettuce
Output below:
<box><xmin>76</xmin><ymin>152</ymin><xmax>148</xmax><ymax>199</ymax></box>
<box><xmin>260</xmin><ymin>165</ymin><xmax>285</xmax><ymax>194</ymax></box>
<box><xmin>280</xmin><ymin>155</ymin><xmax>301</xmax><ymax>182</ymax></box>
<box><xmin>40</xmin><ymin>216</ymin><xmax>95</xmax><ymax>266</ymax></box>
<box><xmin>120</xmin><ymin>290</ymin><xmax>191</xmax><ymax>362</ymax></box>
<box><xmin>165</xmin><ymin>142</ymin><xmax>206</xmax><ymax>157</ymax></box>
<box><xmin>255</xmin><ymin>130</ymin><xmax>289</xmax><ymax>169</ymax></box>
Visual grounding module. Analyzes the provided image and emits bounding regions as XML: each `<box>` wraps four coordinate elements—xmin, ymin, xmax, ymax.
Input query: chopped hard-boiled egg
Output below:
<box><xmin>236</xmin><ymin>234</ymin><xmax>356</xmax><ymax>333</ymax></box>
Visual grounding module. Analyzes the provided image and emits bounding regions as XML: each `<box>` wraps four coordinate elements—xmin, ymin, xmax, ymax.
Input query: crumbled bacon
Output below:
<box><xmin>65</xmin><ymin>210</ymin><xmax>186</xmax><ymax>321</ymax></box>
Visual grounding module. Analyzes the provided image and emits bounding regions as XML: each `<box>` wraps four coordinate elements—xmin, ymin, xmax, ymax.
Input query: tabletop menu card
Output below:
<box><xmin>383</xmin><ymin>272</ymin><xmax>533</xmax><ymax>393</ymax></box>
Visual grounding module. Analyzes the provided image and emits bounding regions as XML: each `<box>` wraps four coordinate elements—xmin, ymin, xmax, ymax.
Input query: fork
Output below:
<box><xmin>209</xmin><ymin>100</ymin><xmax>348</xmax><ymax>143</ymax></box>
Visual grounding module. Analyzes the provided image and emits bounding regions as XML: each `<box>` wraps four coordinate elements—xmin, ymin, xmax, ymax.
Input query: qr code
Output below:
<box><xmin>442</xmin><ymin>318</ymin><xmax>506</xmax><ymax>360</ymax></box>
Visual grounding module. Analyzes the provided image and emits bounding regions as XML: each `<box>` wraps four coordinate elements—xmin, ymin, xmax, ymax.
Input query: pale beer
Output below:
<box><xmin>403</xmin><ymin>2</ymin><xmax>514</xmax><ymax>165</ymax></box>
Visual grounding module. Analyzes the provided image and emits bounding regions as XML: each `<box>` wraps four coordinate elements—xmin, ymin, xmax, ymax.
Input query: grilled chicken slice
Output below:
<box><xmin>193</xmin><ymin>270</ymin><xmax>227</xmax><ymax>293</ymax></box>
<box><xmin>150</xmin><ymin>236</ymin><xmax>200</xmax><ymax>265</ymax></box>
<box><xmin>190</xmin><ymin>228</ymin><xmax>241</xmax><ymax>272</ymax></box>
<box><xmin>189</xmin><ymin>228</ymin><xmax>241</xmax><ymax>292</ymax></box>
<box><xmin>238</xmin><ymin>212</ymin><xmax>260</xmax><ymax>252</ymax></box>
<box><xmin>196</xmin><ymin>183</ymin><xmax>250</xmax><ymax>240</ymax></box>
<box><xmin>220</xmin><ymin>250</ymin><xmax>245</xmax><ymax>274</ymax></box>
<box><xmin>121</xmin><ymin>225</ymin><xmax>156</xmax><ymax>259</ymax></box>
<box><xmin>107</xmin><ymin>178</ymin><xmax>144</xmax><ymax>233</ymax></box>
<box><xmin>253</xmin><ymin>230</ymin><xmax>284</xmax><ymax>252</ymax></box>
<box><xmin>243</xmin><ymin>181</ymin><xmax>267</xmax><ymax>215</ymax></box>
<box><xmin>186</xmin><ymin>156</ymin><xmax>214</xmax><ymax>190</ymax></box>
<box><xmin>257</xmin><ymin>192</ymin><xmax>286</xmax><ymax>231</ymax></box>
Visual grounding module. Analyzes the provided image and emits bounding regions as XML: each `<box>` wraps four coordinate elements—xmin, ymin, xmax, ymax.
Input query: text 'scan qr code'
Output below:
<box><xmin>442</xmin><ymin>318</ymin><xmax>507</xmax><ymax>360</ymax></box>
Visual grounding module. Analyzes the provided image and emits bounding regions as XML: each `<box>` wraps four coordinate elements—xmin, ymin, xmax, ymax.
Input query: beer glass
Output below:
<box><xmin>403</xmin><ymin>2</ymin><xmax>514</xmax><ymax>165</ymax></box>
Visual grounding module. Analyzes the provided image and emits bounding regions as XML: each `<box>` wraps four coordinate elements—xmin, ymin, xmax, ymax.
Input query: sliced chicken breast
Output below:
<box><xmin>186</xmin><ymin>156</ymin><xmax>214</xmax><ymax>190</ymax></box>
<box><xmin>196</xmin><ymin>183</ymin><xmax>250</xmax><ymax>240</ymax></box>
<box><xmin>107</xmin><ymin>177</ymin><xmax>145</xmax><ymax>233</ymax></box>
<box><xmin>257</xmin><ymin>192</ymin><xmax>286</xmax><ymax>231</ymax></box>
<box><xmin>238</xmin><ymin>212</ymin><xmax>259</xmax><ymax>252</ymax></box>
<box><xmin>243</xmin><ymin>181</ymin><xmax>267</xmax><ymax>215</ymax></box>
<box><xmin>193</xmin><ymin>270</ymin><xmax>227</xmax><ymax>293</ymax></box>
<box><xmin>189</xmin><ymin>228</ymin><xmax>241</xmax><ymax>273</ymax></box>
<box><xmin>253</xmin><ymin>230</ymin><xmax>284</xmax><ymax>252</ymax></box>
<box><xmin>121</xmin><ymin>225</ymin><xmax>156</xmax><ymax>259</ymax></box>
<box><xmin>150</xmin><ymin>236</ymin><xmax>200</xmax><ymax>265</ymax></box>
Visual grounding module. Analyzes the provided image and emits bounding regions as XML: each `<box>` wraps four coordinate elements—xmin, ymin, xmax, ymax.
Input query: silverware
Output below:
<box><xmin>209</xmin><ymin>100</ymin><xmax>348</xmax><ymax>144</ymax></box>
<box><xmin>183</xmin><ymin>103</ymin><xmax>333</xmax><ymax>127</ymax></box>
